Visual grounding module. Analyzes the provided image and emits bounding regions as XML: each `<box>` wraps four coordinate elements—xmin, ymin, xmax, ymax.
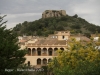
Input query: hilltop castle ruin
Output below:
<box><xmin>42</xmin><ymin>10</ymin><xmax>66</xmax><ymax>18</ymax></box>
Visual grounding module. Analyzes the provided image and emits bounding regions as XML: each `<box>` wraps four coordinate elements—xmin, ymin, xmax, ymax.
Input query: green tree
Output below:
<box><xmin>73</xmin><ymin>14</ymin><xmax>78</xmax><ymax>18</ymax></box>
<box><xmin>56</xmin><ymin>25</ymin><xmax>64</xmax><ymax>31</ymax></box>
<box><xmin>37</xmin><ymin>29</ymin><xmax>42</xmax><ymax>36</ymax></box>
<box><xmin>13</xmin><ymin>14</ymin><xmax>100</xmax><ymax>36</ymax></box>
<box><xmin>48</xmin><ymin>38</ymin><xmax>100</xmax><ymax>75</ymax></box>
<box><xmin>0</xmin><ymin>15</ymin><xmax>26</xmax><ymax>75</ymax></box>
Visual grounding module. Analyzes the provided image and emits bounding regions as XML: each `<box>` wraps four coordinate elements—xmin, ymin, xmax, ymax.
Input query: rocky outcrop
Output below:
<box><xmin>42</xmin><ymin>10</ymin><xmax>66</xmax><ymax>18</ymax></box>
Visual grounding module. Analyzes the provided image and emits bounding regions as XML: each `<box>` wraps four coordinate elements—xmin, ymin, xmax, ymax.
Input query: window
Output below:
<box><xmin>62</xmin><ymin>36</ymin><xmax>65</xmax><ymax>39</ymax></box>
<box><xmin>28</xmin><ymin>61</ymin><xmax>30</xmax><ymax>66</ymax></box>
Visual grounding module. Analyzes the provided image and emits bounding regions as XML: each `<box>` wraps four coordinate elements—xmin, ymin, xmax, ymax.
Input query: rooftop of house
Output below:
<box><xmin>27</xmin><ymin>39</ymin><xmax>66</xmax><ymax>45</ymax></box>
<box><xmin>91</xmin><ymin>34</ymin><xmax>100</xmax><ymax>37</ymax></box>
<box><xmin>18</xmin><ymin>31</ymin><xmax>91</xmax><ymax>46</ymax></box>
<box><xmin>70</xmin><ymin>35</ymin><xmax>90</xmax><ymax>42</ymax></box>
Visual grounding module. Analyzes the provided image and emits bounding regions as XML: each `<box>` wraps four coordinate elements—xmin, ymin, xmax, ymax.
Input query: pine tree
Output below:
<box><xmin>0</xmin><ymin>15</ymin><xmax>26</xmax><ymax>75</ymax></box>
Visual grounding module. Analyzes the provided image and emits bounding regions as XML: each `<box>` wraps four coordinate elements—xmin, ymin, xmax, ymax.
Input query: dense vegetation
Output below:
<box><xmin>13</xmin><ymin>14</ymin><xmax>100</xmax><ymax>37</ymax></box>
<box><xmin>0</xmin><ymin>15</ymin><xmax>27</xmax><ymax>75</ymax></box>
<box><xmin>48</xmin><ymin>38</ymin><xmax>100</xmax><ymax>75</ymax></box>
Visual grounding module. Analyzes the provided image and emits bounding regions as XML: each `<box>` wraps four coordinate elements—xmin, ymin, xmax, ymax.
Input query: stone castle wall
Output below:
<box><xmin>42</xmin><ymin>10</ymin><xmax>66</xmax><ymax>18</ymax></box>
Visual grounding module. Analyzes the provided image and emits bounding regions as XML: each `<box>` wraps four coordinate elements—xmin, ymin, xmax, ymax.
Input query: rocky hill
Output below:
<box><xmin>13</xmin><ymin>12</ymin><xmax>100</xmax><ymax>38</ymax></box>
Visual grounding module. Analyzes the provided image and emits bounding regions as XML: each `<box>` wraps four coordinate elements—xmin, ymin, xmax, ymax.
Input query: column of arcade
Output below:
<box><xmin>27</xmin><ymin>47</ymin><xmax>64</xmax><ymax>56</ymax></box>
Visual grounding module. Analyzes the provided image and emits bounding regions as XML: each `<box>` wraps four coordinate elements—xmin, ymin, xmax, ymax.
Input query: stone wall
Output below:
<box><xmin>42</xmin><ymin>10</ymin><xmax>66</xmax><ymax>18</ymax></box>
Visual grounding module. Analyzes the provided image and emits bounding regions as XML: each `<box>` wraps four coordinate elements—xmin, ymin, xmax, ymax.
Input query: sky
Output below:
<box><xmin>0</xmin><ymin>0</ymin><xmax>100</xmax><ymax>29</ymax></box>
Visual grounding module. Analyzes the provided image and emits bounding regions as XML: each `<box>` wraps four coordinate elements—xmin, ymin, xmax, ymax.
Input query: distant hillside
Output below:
<box><xmin>13</xmin><ymin>14</ymin><xmax>100</xmax><ymax>37</ymax></box>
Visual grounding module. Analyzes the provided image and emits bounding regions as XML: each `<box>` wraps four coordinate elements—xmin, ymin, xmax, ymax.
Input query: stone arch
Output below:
<box><xmin>43</xmin><ymin>58</ymin><xmax>47</xmax><ymax>65</ymax></box>
<box><xmin>54</xmin><ymin>48</ymin><xmax>58</xmax><ymax>56</ymax></box>
<box><xmin>27</xmin><ymin>48</ymin><xmax>31</xmax><ymax>55</ymax></box>
<box><xmin>37</xmin><ymin>58</ymin><xmax>41</xmax><ymax>65</ymax></box>
<box><xmin>60</xmin><ymin>48</ymin><xmax>64</xmax><ymax>51</ymax></box>
<box><xmin>54</xmin><ymin>48</ymin><xmax>58</xmax><ymax>51</ymax></box>
<box><xmin>48</xmin><ymin>48</ymin><xmax>53</xmax><ymax>56</ymax></box>
<box><xmin>42</xmin><ymin>48</ymin><xmax>47</xmax><ymax>56</ymax></box>
<box><xmin>37</xmin><ymin>48</ymin><xmax>41</xmax><ymax>56</ymax></box>
<box><xmin>48</xmin><ymin>58</ymin><xmax>52</xmax><ymax>63</ymax></box>
<box><xmin>32</xmin><ymin>48</ymin><xmax>36</xmax><ymax>56</ymax></box>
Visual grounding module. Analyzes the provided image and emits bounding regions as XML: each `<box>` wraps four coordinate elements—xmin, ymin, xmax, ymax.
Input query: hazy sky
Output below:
<box><xmin>0</xmin><ymin>0</ymin><xmax>100</xmax><ymax>29</ymax></box>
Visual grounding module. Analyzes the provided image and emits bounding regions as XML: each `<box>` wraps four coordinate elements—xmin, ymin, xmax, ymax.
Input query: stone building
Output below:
<box><xmin>21</xmin><ymin>31</ymin><xmax>70</xmax><ymax>67</ymax></box>
<box><xmin>42</xmin><ymin>10</ymin><xmax>66</xmax><ymax>18</ymax></box>
<box><xmin>19</xmin><ymin>31</ymin><xmax>90</xmax><ymax>68</ymax></box>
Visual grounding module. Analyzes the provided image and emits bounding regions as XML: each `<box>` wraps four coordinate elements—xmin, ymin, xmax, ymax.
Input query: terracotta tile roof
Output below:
<box><xmin>27</xmin><ymin>39</ymin><xmax>66</xmax><ymax>45</ymax></box>
<box><xmin>70</xmin><ymin>36</ymin><xmax>90</xmax><ymax>42</ymax></box>
<box><xmin>80</xmin><ymin>36</ymin><xmax>90</xmax><ymax>41</ymax></box>
<box><xmin>91</xmin><ymin>34</ymin><xmax>99</xmax><ymax>37</ymax></box>
<box><xmin>20</xmin><ymin>40</ymin><xmax>27</xmax><ymax>42</ymax></box>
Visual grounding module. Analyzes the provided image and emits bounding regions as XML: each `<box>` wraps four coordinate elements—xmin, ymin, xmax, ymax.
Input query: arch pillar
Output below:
<box><xmin>36</xmin><ymin>49</ymin><xmax>37</xmax><ymax>56</ymax></box>
<box><xmin>47</xmin><ymin>49</ymin><xmax>48</xmax><ymax>56</ymax></box>
<box><xmin>53</xmin><ymin>49</ymin><xmax>54</xmax><ymax>56</ymax></box>
<box><xmin>31</xmin><ymin>48</ymin><xmax>32</xmax><ymax>56</ymax></box>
